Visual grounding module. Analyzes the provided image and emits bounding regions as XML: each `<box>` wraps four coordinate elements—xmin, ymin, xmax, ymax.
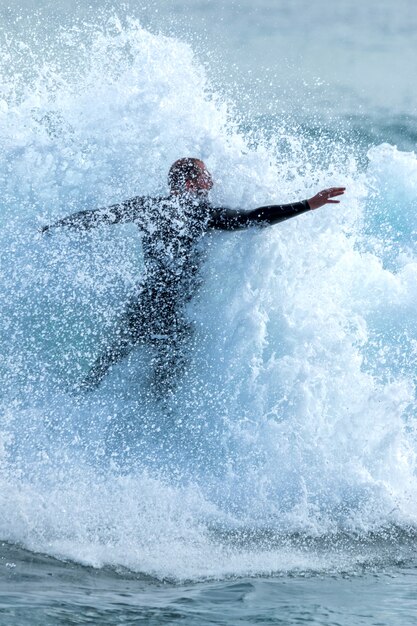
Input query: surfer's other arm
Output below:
<box><xmin>40</xmin><ymin>196</ymin><xmax>145</xmax><ymax>233</ymax></box>
<box><xmin>210</xmin><ymin>187</ymin><xmax>346</xmax><ymax>230</ymax></box>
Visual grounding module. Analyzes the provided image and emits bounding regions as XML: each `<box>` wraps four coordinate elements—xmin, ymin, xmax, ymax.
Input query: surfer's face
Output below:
<box><xmin>185</xmin><ymin>163</ymin><xmax>213</xmax><ymax>194</ymax></box>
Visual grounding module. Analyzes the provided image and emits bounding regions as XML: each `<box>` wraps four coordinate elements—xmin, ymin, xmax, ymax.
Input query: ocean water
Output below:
<box><xmin>1</xmin><ymin>1</ymin><xmax>417</xmax><ymax>624</ymax></box>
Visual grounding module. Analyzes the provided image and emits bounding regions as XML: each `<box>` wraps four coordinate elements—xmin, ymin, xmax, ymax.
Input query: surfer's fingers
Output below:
<box><xmin>326</xmin><ymin>200</ymin><xmax>340</xmax><ymax>203</ymax></box>
<box><xmin>317</xmin><ymin>189</ymin><xmax>345</xmax><ymax>200</ymax></box>
<box><xmin>326</xmin><ymin>188</ymin><xmax>345</xmax><ymax>195</ymax></box>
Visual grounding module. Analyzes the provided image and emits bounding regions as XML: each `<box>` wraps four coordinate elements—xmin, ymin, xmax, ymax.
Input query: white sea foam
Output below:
<box><xmin>1</xmin><ymin>19</ymin><xmax>417</xmax><ymax>580</ymax></box>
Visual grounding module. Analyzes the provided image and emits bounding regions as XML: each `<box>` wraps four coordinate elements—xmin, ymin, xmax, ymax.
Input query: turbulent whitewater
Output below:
<box><xmin>1</xmin><ymin>18</ymin><xmax>417</xmax><ymax>581</ymax></box>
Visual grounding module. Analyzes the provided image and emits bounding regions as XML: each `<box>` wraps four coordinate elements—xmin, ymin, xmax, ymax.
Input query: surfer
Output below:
<box><xmin>41</xmin><ymin>158</ymin><xmax>345</xmax><ymax>392</ymax></box>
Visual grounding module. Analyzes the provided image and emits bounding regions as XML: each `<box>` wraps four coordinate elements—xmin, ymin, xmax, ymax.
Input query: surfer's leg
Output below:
<box><xmin>78</xmin><ymin>296</ymin><xmax>147</xmax><ymax>391</ymax></box>
<box><xmin>78</xmin><ymin>324</ymin><xmax>136</xmax><ymax>391</ymax></box>
<box><xmin>149</xmin><ymin>314</ymin><xmax>193</xmax><ymax>394</ymax></box>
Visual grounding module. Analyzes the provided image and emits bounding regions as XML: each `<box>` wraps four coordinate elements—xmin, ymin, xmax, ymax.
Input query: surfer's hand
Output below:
<box><xmin>307</xmin><ymin>187</ymin><xmax>346</xmax><ymax>210</ymax></box>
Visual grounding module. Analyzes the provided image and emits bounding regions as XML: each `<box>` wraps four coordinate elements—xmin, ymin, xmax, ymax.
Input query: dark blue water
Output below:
<box><xmin>2</xmin><ymin>541</ymin><xmax>417</xmax><ymax>625</ymax></box>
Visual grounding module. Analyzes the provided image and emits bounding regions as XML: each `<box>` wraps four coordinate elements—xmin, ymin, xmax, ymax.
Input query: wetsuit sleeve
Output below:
<box><xmin>41</xmin><ymin>196</ymin><xmax>147</xmax><ymax>233</ymax></box>
<box><xmin>209</xmin><ymin>200</ymin><xmax>311</xmax><ymax>230</ymax></box>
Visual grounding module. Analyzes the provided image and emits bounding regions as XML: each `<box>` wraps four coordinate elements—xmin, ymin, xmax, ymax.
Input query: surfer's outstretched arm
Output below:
<box><xmin>40</xmin><ymin>196</ymin><xmax>146</xmax><ymax>234</ymax></box>
<box><xmin>210</xmin><ymin>187</ymin><xmax>346</xmax><ymax>230</ymax></box>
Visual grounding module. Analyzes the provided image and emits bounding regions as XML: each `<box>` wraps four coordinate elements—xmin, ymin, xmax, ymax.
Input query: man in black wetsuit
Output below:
<box><xmin>42</xmin><ymin>158</ymin><xmax>345</xmax><ymax>392</ymax></box>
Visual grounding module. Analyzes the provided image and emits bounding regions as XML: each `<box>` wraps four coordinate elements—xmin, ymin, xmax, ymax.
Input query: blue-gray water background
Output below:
<box><xmin>1</xmin><ymin>0</ymin><xmax>417</xmax><ymax>624</ymax></box>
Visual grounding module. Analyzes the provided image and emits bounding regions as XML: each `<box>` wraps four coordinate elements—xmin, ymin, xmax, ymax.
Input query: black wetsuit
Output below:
<box><xmin>45</xmin><ymin>194</ymin><xmax>310</xmax><ymax>390</ymax></box>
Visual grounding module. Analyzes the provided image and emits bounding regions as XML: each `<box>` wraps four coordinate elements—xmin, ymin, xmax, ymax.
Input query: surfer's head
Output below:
<box><xmin>168</xmin><ymin>158</ymin><xmax>213</xmax><ymax>195</ymax></box>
